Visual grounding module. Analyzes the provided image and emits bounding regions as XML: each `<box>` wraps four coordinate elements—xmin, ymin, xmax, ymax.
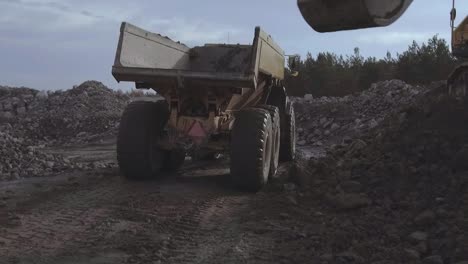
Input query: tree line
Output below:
<box><xmin>285</xmin><ymin>35</ymin><xmax>466</xmax><ymax>97</ymax></box>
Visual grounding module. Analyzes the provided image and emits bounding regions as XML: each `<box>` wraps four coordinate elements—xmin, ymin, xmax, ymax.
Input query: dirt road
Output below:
<box><xmin>0</xmin><ymin>140</ymin><xmax>320</xmax><ymax>264</ymax></box>
<box><xmin>3</xmin><ymin>139</ymin><xmax>455</xmax><ymax>264</ymax></box>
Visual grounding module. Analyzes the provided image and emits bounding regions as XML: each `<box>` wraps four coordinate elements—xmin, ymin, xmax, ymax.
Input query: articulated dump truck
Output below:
<box><xmin>112</xmin><ymin>23</ymin><xmax>296</xmax><ymax>191</ymax></box>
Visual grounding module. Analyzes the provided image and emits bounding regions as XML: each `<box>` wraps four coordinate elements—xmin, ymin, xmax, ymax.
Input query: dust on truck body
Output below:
<box><xmin>112</xmin><ymin>22</ymin><xmax>296</xmax><ymax>191</ymax></box>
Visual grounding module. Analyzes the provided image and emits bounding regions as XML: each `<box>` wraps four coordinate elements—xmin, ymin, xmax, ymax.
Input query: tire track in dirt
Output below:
<box><xmin>160</xmin><ymin>194</ymin><xmax>251</xmax><ymax>264</ymax></box>
<box><xmin>0</xmin><ymin>169</ymin><xmax>263</xmax><ymax>263</ymax></box>
<box><xmin>0</xmin><ymin>152</ymin><xmax>294</xmax><ymax>264</ymax></box>
<box><xmin>122</xmin><ymin>175</ymin><xmax>252</xmax><ymax>263</ymax></box>
<box><xmin>154</xmin><ymin>184</ymin><xmax>289</xmax><ymax>264</ymax></box>
<box><xmin>0</xmin><ymin>178</ymin><xmax>128</xmax><ymax>263</ymax></box>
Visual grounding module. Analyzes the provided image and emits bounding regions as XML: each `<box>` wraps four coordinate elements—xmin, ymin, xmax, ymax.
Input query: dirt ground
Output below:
<box><xmin>2</xmin><ymin>80</ymin><xmax>468</xmax><ymax>264</ymax></box>
<box><xmin>0</xmin><ymin>138</ymin><xmax>322</xmax><ymax>264</ymax></box>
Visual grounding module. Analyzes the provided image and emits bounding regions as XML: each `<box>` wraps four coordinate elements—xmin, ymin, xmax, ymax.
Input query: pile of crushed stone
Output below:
<box><xmin>0</xmin><ymin>81</ymin><xmax>130</xmax><ymax>144</ymax></box>
<box><xmin>294</xmin><ymin>79</ymin><xmax>433</xmax><ymax>152</ymax></box>
<box><xmin>0</xmin><ymin>123</ymin><xmax>74</xmax><ymax>181</ymax></box>
<box><xmin>0</xmin><ymin>81</ymin><xmax>137</xmax><ymax>180</ymax></box>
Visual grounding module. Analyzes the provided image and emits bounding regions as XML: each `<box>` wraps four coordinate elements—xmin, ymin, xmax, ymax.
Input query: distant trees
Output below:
<box><xmin>395</xmin><ymin>36</ymin><xmax>455</xmax><ymax>84</ymax></box>
<box><xmin>285</xmin><ymin>35</ymin><xmax>465</xmax><ymax>97</ymax></box>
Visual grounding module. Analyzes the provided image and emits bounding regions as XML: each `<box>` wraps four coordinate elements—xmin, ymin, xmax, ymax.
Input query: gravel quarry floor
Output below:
<box><xmin>0</xmin><ymin>139</ymin><xmax>309</xmax><ymax>264</ymax></box>
<box><xmin>1</xmin><ymin>80</ymin><xmax>468</xmax><ymax>263</ymax></box>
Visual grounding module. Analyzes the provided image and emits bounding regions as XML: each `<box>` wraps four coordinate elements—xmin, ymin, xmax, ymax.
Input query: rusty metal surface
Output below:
<box><xmin>190</xmin><ymin>45</ymin><xmax>252</xmax><ymax>74</ymax></box>
<box><xmin>298</xmin><ymin>0</ymin><xmax>413</xmax><ymax>32</ymax></box>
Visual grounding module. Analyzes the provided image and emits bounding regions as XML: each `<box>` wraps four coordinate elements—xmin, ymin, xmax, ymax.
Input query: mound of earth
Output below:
<box><xmin>294</xmin><ymin>80</ymin><xmax>468</xmax><ymax>262</ymax></box>
<box><xmin>1</xmin><ymin>81</ymin><xmax>130</xmax><ymax>143</ymax></box>
<box><xmin>0</xmin><ymin>123</ymin><xmax>74</xmax><ymax>181</ymax></box>
<box><xmin>0</xmin><ymin>81</ymin><xmax>134</xmax><ymax>180</ymax></box>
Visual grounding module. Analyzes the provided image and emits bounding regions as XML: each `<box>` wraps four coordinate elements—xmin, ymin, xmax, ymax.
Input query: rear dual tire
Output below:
<box><xmin>230</xmin><ymin>108</ymin><xmax>274</xmax><ymax>192</ymax></box>
<box><xmin>117</xmin><ymin>101</ymin><xmax>185</xmax><ymax>180</ymax></box>
<box><xmin>258</xmin><ymin>105</ymin><xmax>281</xmax><ymax>178</ymax></box>
<box><xmin>280</xmin><ymin>102</ymin><xmax>296</xmax><ymax>162</ymax></box>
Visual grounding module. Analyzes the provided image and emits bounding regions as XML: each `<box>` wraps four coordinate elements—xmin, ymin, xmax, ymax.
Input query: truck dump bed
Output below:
<box><xmin>112</xmin><ymin>23</ymin><xmax>285</xmax><ymax>89</ymax></box>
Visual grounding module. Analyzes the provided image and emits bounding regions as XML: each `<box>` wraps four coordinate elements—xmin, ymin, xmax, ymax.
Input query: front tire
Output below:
<box><xmin>117</xmin><ymin>100</ymin><xmax>169</xmax><ymax>180</ymax></box>
<box><xmin>231</xmin><ymin>108</ymin><xmax>273</xmax><ymax>192</ymax></box>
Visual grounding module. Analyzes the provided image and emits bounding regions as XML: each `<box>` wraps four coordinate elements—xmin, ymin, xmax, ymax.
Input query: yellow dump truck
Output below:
<box><xmin>449</xmin><ymin>13</ymin><xmax>468</xmax><ymax>97</ymax></box>
<box><xmin>112</xmin><ymin>23</ymin><xmax>296</xmax><ymax>191</ymax></box>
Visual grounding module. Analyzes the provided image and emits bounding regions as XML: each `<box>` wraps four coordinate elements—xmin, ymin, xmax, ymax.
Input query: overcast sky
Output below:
<box><xmin>0</xmin><ymin>0</ymin><xmax>467</xmax><ymax>90</ymax></box>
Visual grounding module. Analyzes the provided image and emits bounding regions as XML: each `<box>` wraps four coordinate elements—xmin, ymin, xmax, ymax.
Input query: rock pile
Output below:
<box><xmin>0</xmin><ymin>86</ymin><xmax>38</xmax><ymax>119</ymax></box>
<box><xmin>295</xmin><ymin>80</ymin><xmax>468</xmax><ymax>262</ymax></box>
<box><xmin>0</xmin><ymin>81</ymin><xmax>130</xmax><ymax>144</ymax></box>
<box><xmin>0</xmin><ymin>81</ymin><xmax>133</xmax><ymax>180</ymax></box>
<box><xmin>294</xmin><ymin>79</ymin><xmax>432</xmax><ymax>151</ymax></box>
<box><xmin>0</xmin><ymin>123</ymin><xmax>74</xmax><ymax>181</ymax></box>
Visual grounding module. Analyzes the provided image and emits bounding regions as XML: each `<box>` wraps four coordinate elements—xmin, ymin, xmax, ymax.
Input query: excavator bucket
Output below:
<box><xmin>298</xmin><ymin>0</ymin><xmax>413</xmax><ymax>32</ymax></box>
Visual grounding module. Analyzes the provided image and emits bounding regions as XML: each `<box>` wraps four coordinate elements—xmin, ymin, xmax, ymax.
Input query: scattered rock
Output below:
<box><xmin>77</xmin><ymin>132</ymin><xmax>87</xmax><ymax>138</ymax></box>
<box><xmin>319</xmin><ymin>117</ymin><xmax>327</xmax><ymax>125</ymax></box>
<box><xmin>16</xmin><ymin>107</ymin><xmax>26</xmax><ymax>115</ymax></box>
<box><xmin>1</xmin><ymin>81</ymin><xmax>132</xmax><ymax>143</ymax></box>
<box><xmin>36</xmin><ymin>90</ymin><xmax>48</xmax><ymax>99</ymax></box>
<box><xmin>0</xmin><ymin>81</ymin><xmax>135</xmax><ymax>180</ymax></box>
<box><xmin>335</xmin><ymin>251</ymin><xmax>364</xmax><ymax>262</ymax></box>
<box><xmin>408</xmin><ymin>231</ymin><xmax>429</xmax><ymax>243</ymax></box>
<box><xmin>452</xmin><ymin>146</ymin><xmax>468</xmax><ymax>171</ymax></box>
<box><xmin>0</xmin><ymin>112</ymin><xmax>14</xmax><ymax>119</ymax></box>
<box><xmin>292</xmin><ymin>80</ymin><xmax>468</xmax><ymax>261</ymax></box>
<box><xmin>404</xmin><ymin>249</ymin><xmax>420</xmax><ymax>260</ymax></box>
<box><xmin>286</xmin><ymin>195</ymin><xmax>298</xmax><ymax>205</ymax></box>
<box><xmin>283</xmin><ymin>183</ymin><xmax>297</xmax><ymax>192</ymax></box>
<box><xmin>320</xmin><ymin>254</ymin><xmax>333</xmax><ymax>261</ymax></box>
<box><xmin>304</xmin><ymin>94</ymin><xmax>314</xmax><ymax>101</ymax></box>
<box><xmin>3</xmin><ymin>102</ymin><xmax>12</xmax><ymax>111</ymax></box>
<box><xmin>415</xmin><ymin>241</ymin><xmax>428</xmax><ymax>255</ymax></box>
<box><xmin>414</xmin><ymin>210</ymin><xmax>436</xmax><ymax>226</ymax></box>
<box><xmin>46</xmin><ymin>161</ymin><xmax>55</xmax><ymax>169</ymax></box>
<box><xmin>422</xmin><ymin>255</ymin><xmax>443</xmax><ymax>264</ymax></box>
<box><xmin>350</xmin><ymin>140</ymin><xmax>367</xmax><ymax>152</ymax></box>
<box><xmin>279</xmin><ymin>213</ymin><xmax>290</xmax><ymax>219</ymax></box>
<box><xmin>327</xmin><ymin>193</ymin><xmax>370</xmax><ymax>210</ymax></box>
<box><xmin>340</xmin><ymin>180</ymin><xmax>362</xmax><ymax>193</ymax></box>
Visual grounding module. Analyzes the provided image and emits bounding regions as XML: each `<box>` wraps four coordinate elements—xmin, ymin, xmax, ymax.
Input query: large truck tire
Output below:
<box><xmin>117</xmin><ymin>100</ymin><xmax>169</xmax><ymax>180</ymax></box>
<box><xmin>231</xmin><ymin>108</ymin><xmax>273</xmax><ymax>192</ymax></box>
<box><xmin>280</xmin><ymin>102</ymin><xmax>296</xmax><ymax>161</ymax></box>
<box><xmin>258</xmin><ymin>105</ymin><xmax>281</xmax><ymax>178</ymax></box>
